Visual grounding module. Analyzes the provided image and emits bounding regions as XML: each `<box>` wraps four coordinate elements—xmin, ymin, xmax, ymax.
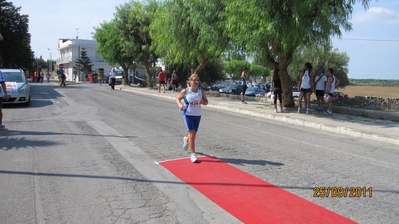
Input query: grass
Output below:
<box><xmin>339</xmin><ymin>86</ymin><xmax>399</xmax><ymax>98</ymax></box>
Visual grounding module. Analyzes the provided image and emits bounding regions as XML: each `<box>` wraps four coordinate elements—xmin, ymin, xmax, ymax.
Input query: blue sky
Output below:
<box><xmin>11</xmin><ymin>0</ymin><xmax>399</xmax><ymax>80</ymax></box>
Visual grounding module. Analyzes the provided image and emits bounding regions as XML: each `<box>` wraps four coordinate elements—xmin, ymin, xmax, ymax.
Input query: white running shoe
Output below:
<box><xmin>183</xmin><ymin>137</ymin><xmax>188</xmax><ymax>150</ymax></box>
<box><xmin>190</xmin><ymin>153</ymin><xmax>197</xmax><ymax>163</ymax></box>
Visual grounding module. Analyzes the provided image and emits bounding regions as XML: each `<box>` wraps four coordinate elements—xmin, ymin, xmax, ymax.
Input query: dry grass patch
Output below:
<box><xmin>339</xmin><ymin>86</ymin><xmax>399</xmax><ymax>98</ymax></box>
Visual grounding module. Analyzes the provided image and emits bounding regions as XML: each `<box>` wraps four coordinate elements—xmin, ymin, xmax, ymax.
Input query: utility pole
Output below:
<box><xmin>47</xmin><ymin>48</ymin><xmax>52</xmax><ymax>73</ymax></box>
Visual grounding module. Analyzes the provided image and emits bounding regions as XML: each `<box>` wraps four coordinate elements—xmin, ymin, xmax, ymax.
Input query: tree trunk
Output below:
<box><xmin>144</xmin><ymin>62</ymin><xmax>153</xmax><ymax>88</ymax></box>
<box><xmin>278</xmin><ymin>68</ymin><xmax>295</xmax><ymax>108</ymax></box>
<box><xmin>122</xmin><ymin>66</ymin><xmax>129</xmax><ymax>85</ymax></box>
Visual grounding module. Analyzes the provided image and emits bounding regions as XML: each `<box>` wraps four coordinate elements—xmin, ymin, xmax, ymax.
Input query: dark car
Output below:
<box><xmin>245</xmin><ymin>85</ymin><xmax>265</xmax><ymax>97</ymax></box>
<box><xmin>219</xmin><ymin>84</ymin><xmax>240</xmax><ymax>94</ymax></box>
<box><xmin>209</xmin><ymin>83</ymin><xmax>226</xmax><ymax>92</ymax></box>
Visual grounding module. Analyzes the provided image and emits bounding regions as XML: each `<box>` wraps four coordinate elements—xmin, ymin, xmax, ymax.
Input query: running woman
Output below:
<box><xmin>176</xmin><ymin>74</ymin><xmax>209</xmax><ymax>163</ymax></box>
<box><xmin>297</xmin><ymin>62</ymin><xmax>315</xmax><ymax>114</ymax></box>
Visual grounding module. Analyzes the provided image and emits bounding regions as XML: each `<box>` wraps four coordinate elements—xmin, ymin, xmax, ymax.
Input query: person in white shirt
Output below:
<box><xmin>314</xmin><ymin>68</ymin><xmax>328</xmax><ymax>112</ymax></box>
<box><xmin>109</xmin><ymin>69</ymin><xmax>116</xmax><ymax>90</ymax></box>
<box><xmin>297</xmin><ymin>62</ymin><xmax>315</xmax><ymax>114</ymax></box>
<box><xmin>0</xmin><ymin>70</ymin><xmax>9</xmax><ymax>129</ymax></box>
<box><xmin>176</xmin><ymin>74</ymin><xmax>209</xmax><ymax>163</ymax></box>
<box><xmin>325</xmin><ymin>68</ymin><xmax>340</xmax><ymax>115</ymax></box>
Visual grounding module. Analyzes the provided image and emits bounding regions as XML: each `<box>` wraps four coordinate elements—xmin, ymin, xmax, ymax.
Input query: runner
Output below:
<box><xmin>240</xmin><ymin>67</ymin><xmax>249</xmax><ymax>104</ymax></box>
<box><xmin>176</xmin><ymin>74</ymin><xmax>209</xmax><ymax>163</ymax></box>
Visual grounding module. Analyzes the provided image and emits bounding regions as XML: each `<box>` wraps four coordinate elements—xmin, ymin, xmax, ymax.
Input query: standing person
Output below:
<box><xmin>34</xmin><ymin>71</ymin><xmax>39</xmax><ymax>83</ymax></box>
<box><xmin>46</xmin><ymin>71</ymin><xmax>51</xmax><ymax>83</ymax></box>
<box><xmin>314</xmin><ymin>68</ymin><xmax>328</xmax><ymax>112</ymax></box>
<box><xmin>93</xmin><ymin>71</ymin><xmax>98</xmax><ymax>83</ymax></box>
<box><xmin>59</xmin><ymin>68</ymin><xmax>66</xmax><ymax>86</ymax></box>
<box><xmin>171</xmin><ymin>70</ymin><xmax>178</xmax><ymax>92</ymax></box>
<box><xmin>271</xmin><ymin>69</ymin><xmax>284</xmax><ymax>113</ymax></box>
<box><xmin>98</xmin><ymin>72</ymin><xmax>103</xmax><ymax>86</ymax></box>
<box><xmin>39</xmin><ymin>71</ymin><xmax>44</xmax><ymax>83</ymax></box>
<box><xmin>240</xmin><ymin>67</ymin><xmax>249</xmax><ymax>104</ymax></box>
<box><xmin>158</xmin><ymin>69</ymin><xmax>166</xmax><ymax>93</ymax></box>
<box><xmin>0</xmin><ymin>70</ymin><xmax>9</xmax><ymax>130</ymax></box>
<box><xmin>297</xmin><ymin>62</ymin><xmax>314</xmax><ymax>114</ymax></box>
<box><xmin>176</xmin><ymin>74</ymin><xmax>209</xmax><ymax>163</ymax></box>
<box><xmin>109</xmin><ymin>69</ymin><xmax>116</xmax><ymax>90</ymax></box>
<box><xmin>325</xmin><ymin>68</ymin><xmax>340</xmax><ymax>115</ymax></box>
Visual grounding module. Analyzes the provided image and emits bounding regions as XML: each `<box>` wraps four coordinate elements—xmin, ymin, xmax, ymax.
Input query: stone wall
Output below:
<box><xmin>333</xmin><ymin>96</ymin><xmax>399</xmax><ymax>112</ymax></box>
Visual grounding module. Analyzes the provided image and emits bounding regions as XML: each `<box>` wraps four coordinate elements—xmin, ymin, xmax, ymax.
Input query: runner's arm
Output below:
<box><xmin>176</xmin><ymin>89</ymin><xmax>187</xmax><ymax>110</ymax></box>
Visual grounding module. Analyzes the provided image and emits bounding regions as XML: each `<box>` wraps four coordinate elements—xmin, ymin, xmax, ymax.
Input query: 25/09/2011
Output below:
<box><xmin>313</xmin><ymin>187</ymin><xmax>372</xmax><ymax>198</ymax></box>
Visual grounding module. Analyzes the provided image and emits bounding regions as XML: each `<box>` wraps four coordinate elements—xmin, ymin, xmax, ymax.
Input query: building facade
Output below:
<box><xmin>56</xmin><ymin>38</ymin><xmax>111</xmax><ymax>81</ymax></box>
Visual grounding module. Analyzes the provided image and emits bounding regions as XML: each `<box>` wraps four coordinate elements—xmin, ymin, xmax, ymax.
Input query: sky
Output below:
<box><xmin>9</xmin><ymin>0</ymin><xmax>399</xmax><ymax>80</ymax></box>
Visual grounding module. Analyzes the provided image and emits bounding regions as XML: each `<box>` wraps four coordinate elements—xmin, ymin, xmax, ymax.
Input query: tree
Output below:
<box><xmin>125</xmin><ymin>0</ymin><xmax>159</xmax><ymax>87</ymax></box>
<box><xmin>150</xmin><ymin>0</ymin><xmax>229</xmax><ymax>76</ymax></box>
<box><xmin>249</xmin><ymin>64</ymin><xmax>271</xmax><ymax>83</ymax></box>
<box><xmin>225</xmin><ymin>60</ymin><xmax>250</xmax><ymax>79</ymax></box>
<box><xmin>93</xmin><ymin>18</ymin><xmax>134</xmax><ymax>85</ymax></box>
<box><xmin>74</xmin><ymin>47</ymin><xmax>92</xmax><ymax>74</ymax></box>
<box><xmin>0</xmin><ymin>0</ymin><xmax>33</xmax><ymax>69</ymax></box>
<box><xmin>223</xmin><ymin>0</ymin><xmax>370</xmax><ymax>107</ymax></box>
<box><xmin>288</xmin><ymin>46</ymin><xmax>350</xmax><ymax>87</ymax></box>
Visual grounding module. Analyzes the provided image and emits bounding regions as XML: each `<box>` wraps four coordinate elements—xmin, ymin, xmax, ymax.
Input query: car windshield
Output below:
<box><xmin>2</xmin><ymin>71</ymin><xmax>25</xmax><ymax>82</ymax></box>
<box><xmin>116</xmin><ymin>71</ymin><xmax>123</xmax><ymax>76</ymax></box>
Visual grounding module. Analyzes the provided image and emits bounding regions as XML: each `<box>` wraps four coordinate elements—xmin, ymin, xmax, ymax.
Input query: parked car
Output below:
<box><xmin>0</xmin><ymin>68</ymin><xmax>30</xmax><ymax>106</ymax></box>
<box><xmin>292</xmin><ymin>87</ymin><xmax>300</xmax><ymax>99</ymax></box>
<box><xmin>209</xmin><ymin>83</ymin><xmax>226</xmax><ymax>92</ymax></box>
<box><xmin>245</xmin><ymin>85</ymin><xmax>265</xmax><ymax>97</ymax></box>
<box><xmin>219</xmin><ymin>84</ymin><xmax>240</xmax><ymax>94</ymax></box>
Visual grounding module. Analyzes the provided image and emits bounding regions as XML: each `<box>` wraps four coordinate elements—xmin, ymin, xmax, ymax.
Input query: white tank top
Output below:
<box><xmin>183</xmin><ymin>87</ymin><xmax>202</xmax><ymax>116</ymax></box>
<box><xmin>301</xmin><ymin>70</ymin><xmax>311</xmax><ymax>89</ymax></box>
<box><xmin>329</xmin><ymin>75</ymin><xmax>336</xmax><ymax>94</ymax></box>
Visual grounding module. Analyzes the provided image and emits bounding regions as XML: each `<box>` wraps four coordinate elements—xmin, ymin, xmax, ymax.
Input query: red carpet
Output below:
<box><xmin>159</xmin><ymin>155</ymin><xmax>356</xmax><ymax>224</ymax></box>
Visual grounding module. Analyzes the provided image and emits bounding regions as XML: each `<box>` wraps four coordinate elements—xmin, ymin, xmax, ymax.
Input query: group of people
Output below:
<box><xmin>158</xmin><ymin>69</ymin><xmax>179</xmax><ymax>93</ymax></box>
<box><xmin>33</xmin><ymin>71</ymin><xmax>52</xmax><ymax>83</ymax></box>
<box><xmin>270</xmin><ymin>62</ymin><xmax>340</xmax><ymax>115</ymax></box>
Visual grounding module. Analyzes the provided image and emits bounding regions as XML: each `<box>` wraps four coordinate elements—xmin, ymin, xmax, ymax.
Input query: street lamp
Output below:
<box><xmin>47</xmin><ymin>48</ymin><xmax>52</xmax><ymax>73</ymax></box>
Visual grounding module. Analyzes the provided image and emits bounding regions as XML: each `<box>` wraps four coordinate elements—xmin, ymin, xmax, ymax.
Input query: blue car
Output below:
<box><xmin>245</xmin><ymin>85</ymin><xmax>265</xmax><ymax>97</ymax></box>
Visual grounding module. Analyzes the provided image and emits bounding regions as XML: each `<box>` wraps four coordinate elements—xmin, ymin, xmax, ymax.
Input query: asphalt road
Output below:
<box><xmin>1</xmin><ymin>82</ymin><xmax>398</xmax><ymax>224</ymax></box>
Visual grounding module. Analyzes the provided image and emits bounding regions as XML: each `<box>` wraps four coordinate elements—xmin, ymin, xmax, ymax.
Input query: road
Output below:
<box><xmin>1</xmin><ymin>82</ymin><xmax>398</xmax><ymax>224</ymax></box>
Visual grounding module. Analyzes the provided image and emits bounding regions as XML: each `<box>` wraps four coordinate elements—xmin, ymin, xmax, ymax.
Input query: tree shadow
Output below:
<box><xmin>0</xmin><ymin>136</ymin><xmax>61</xmax><ymax>151</ymax></box>
<box><xmin>0</xmin><ymin>129</ymin><xmax>137</xmax><ymax>151</ymax></box>
<box><xmin>196</xmin><ymin>152</ymin><xmax>284</xmax><ymax>166</ymax></box>
<box><xmin>0</xmin><ymin>169</ymin><xmax>397</xmax><ymax>194</ymax></box>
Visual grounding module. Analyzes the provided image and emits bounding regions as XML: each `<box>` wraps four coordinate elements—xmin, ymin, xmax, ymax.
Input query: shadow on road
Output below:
<box><xmin>0</xmin><ymin>136</ymin><xmax>61</xmax><ymax>151</ymax></box>
<box><xmin>0</xmin><ymin>169</ymin><xmax>397</xmax><ymax>194</ymax></box>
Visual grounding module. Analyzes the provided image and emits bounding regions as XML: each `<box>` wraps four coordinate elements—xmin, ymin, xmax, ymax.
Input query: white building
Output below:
<box><xmin>56</xmin><ymin>38</ymin><xmax>111</xmax><ymax>81</ymax></box>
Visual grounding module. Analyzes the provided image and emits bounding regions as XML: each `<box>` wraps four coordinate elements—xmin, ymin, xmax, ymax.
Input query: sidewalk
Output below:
<box><xmin>118</xmin><ymin>85</ymin><xmax>399</xmax><ymax>146</ymax></box>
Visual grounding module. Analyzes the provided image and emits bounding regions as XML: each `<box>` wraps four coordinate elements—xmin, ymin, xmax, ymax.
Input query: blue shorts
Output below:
<box><xmin>182</xmin><ymin>115</ymin><xmax>201</xmax><ymax>132</ymax></box>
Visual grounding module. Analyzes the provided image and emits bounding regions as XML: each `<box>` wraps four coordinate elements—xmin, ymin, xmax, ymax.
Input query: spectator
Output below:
<box><xmin>314</xmin><ymin>68</ymin><xmax>328</xmax><ymax>112</ymax></box>
<box><xmin>109</xmin><ymin>69</ymin><xmax>116</xmax><ymax>90</ymax></box>
<box><xmin>297</xmin><ymin>62</ymin><xmax>314</xmax><ymax>114</ymax></box>
<box><xmin>271</xmin><ymin>69</ymin><xmax>283</xmax><ymax>113</ymax></box>
<box><xmin>171</xmin><ymin>70</ymin><xmax>178</xmax><ymax>92</ymax></box>
<box><xmin>325</xmin><ymin>68</ymin><xmax>340</xmax><ymax>115</ymax></box>
<box><xmin>240</xmin><ymin>67</ymin><xmax>249</xmax><ymax>104</ymax></box>
<box><xmin>158</xmin><ymin>69</ymin><xmax>166</xmax><ymax>93</ymax></box>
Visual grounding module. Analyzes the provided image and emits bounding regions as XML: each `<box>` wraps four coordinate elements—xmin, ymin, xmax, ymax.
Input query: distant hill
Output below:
<box><xmin>349</xmin><ymin>79</ymin><xmax>399</xmax><ymax>86</ymax></box>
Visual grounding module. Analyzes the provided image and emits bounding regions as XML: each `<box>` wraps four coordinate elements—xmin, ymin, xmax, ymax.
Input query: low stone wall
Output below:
<box><xmin>333</xmin><ymin>96</ymin><xmax>399</xmax><ymax>112</ymax></box>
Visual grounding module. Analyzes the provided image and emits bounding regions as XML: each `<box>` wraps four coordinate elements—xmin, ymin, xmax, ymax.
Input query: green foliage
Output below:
<box><xmin>225</xmin><ymin>60</ymin><xmax>250</xmax><ymax>79</ymax></box>
<box><xmin>32</xmin><ymin>56</ymin><xmax>48</xmax><ymax>74</ymax></box>
<box><xmin>150</xmin><ymin>0</ymin><xmax>229</xmax><ymax>75</ymax></box>
<box><xmin>223</xmin><ymin>0</ymin><xmax>370</xmax><ymax>107</ymax></box>
<box><xmin>126</xmin><ymin>0</ymin><xmax>159</xmax><ymax>86</ymax></box>
<box><xmin>349</xmin><ymin>79</ymin><xmax>399</xmax><ymax>86</ymax></box>
<box><xmin>289</xmin><ymin>46</ymin><xmax>350</xmax><ymax>88</ymax></box>
<box><xmin>0</xmin><ymin>0</ymin><xmax>33</xmax><ymax>69</ymax></box>
<box><xmin>74</xmin><ymin>47</ymin><xmax>93</xmax><ymax>74</ymax></box>
<box><xmin>249</xmin><ymin>64</ymin><xmax>271</xmax><ymax>81</ymax></box>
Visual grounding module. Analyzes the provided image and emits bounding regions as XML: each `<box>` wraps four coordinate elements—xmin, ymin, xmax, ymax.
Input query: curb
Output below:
<box><xmin>119</xmin><ymin>87</ymin><xmax>399</xmax><ymax>146</ymax></box>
